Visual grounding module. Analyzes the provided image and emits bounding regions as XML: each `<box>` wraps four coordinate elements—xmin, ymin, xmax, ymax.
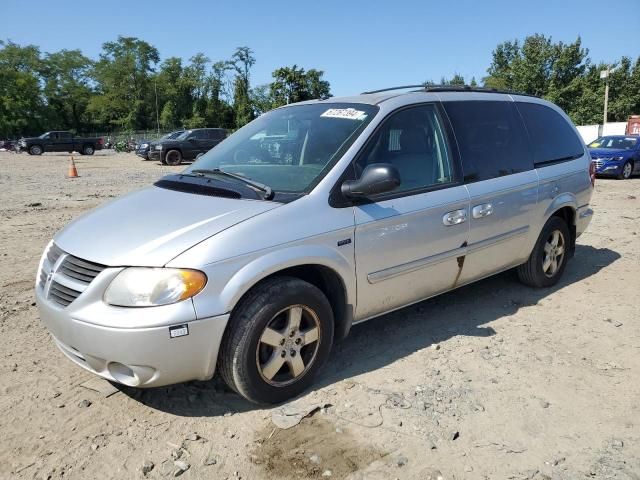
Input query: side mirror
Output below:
<box><xmin>188</xmin><ymin>137</ymin><xmax>197</xmax><ymax>142</ymax></box>
<box><xmin>341</xmin><ymin>163</ymin><xmax>401</xmax><ymax>199</ymax></box>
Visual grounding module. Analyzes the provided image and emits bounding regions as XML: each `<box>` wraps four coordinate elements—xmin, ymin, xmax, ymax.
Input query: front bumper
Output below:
<box><xmin>593</xmin><ymin>160</ymin><xmax>623</xmax><ymax>176</ymax></box>
<box><xmin>35</xmin><ymin>284</ymin><xmax>229</xmax><ymax>388</ymax></box>
<box><xmin>135</xmin><ymin>148</ymin><xmax>149</xmax><ymax>159</ymax></box>
<box><xmin>148</xmin><ymin>149</ymin><xmax>163</xmax><ymax>162</ymax></box>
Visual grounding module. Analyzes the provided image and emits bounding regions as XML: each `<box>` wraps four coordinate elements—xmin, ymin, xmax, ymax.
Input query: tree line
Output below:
<box><xmin>1</xmin><ymin>34</ymin><xmax>639</xmax><ymax>139</ymax></box>
<box><xmin>435</xmin><ymin>35</ymin><xmax>640</xmax><ymax>126</ymax></box>
<box><xmin>0</xmin><ymin>37</ymin><xmax>331</xmax><ymax>138</ymax></box>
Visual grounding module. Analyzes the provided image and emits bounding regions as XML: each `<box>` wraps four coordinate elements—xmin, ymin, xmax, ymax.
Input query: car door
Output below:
<box><xmin>184</xmin><ymin>130</ymin><xmax>206</xmax><ymax>159</ymax></box>
<box><xmin>351</xmin><ymin>104</ymin><xmax>470</xmax><ymax>321</ymax></box>
<box><xmin>57</xmin><ymin>132</ymin><xmax>73</xmax><ymax>152</ymax></box>
<box><xmin>204</xmin><ymin>129</ymin><xmax>221</xmax><ymax>152</ymax></box>
<box><xmin>442</xmin><ymin>99</ymin><xmax>538</xmax><ymax>284</ymax></box>
<box><xmin>47</xmin><ymin>132</ymin><xmax>61</xmax><ymax>152</ymax></box>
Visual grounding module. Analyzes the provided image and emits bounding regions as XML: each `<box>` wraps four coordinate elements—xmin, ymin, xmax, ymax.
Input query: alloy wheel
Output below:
<box><xmin>542</xmin><ymin>229</ymin><xmax>565</xmax><ymax>278</ymax></box>
<box><xmin>255</xmin><ymin>305</ymin><xmax>321</xmax><ymax>387</ymax></box>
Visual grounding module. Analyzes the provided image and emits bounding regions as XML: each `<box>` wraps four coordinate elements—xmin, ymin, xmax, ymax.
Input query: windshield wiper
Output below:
<box><xmin>190</xmin><ymin>168</ymin><xmax>274</xmax><ymax>200</ymax></box>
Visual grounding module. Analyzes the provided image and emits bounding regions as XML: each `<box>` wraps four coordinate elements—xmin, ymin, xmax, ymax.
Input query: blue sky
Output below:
<box><xmin>3</xmin><ymin>0</ymin><xmax>638</xmax><ymax>97</ymax></box>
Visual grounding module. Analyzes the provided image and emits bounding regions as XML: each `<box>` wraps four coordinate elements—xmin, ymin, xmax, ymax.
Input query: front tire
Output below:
<box><xmin>29</xmin><ymin>145</ymin><xmax>43</xmax><ymax>155</ymax></box>
<box><xmin>164</xmin><ymin>149</ymin><xmax>182</xmax><ymax>166</ymax></box>
<box><xmin>618</xmin><ymin>161</ymin><xmax>633</xmax><ymax>180</ymax></box>
<box><xmin>518</xmin><ymin>216</ymin><xmax>570</xmax><ymax>288</ymax></box>
<box><xmin>219</xmin><ymin>277</ymin><xmax>334</xmax><ymax>404</ymax></box>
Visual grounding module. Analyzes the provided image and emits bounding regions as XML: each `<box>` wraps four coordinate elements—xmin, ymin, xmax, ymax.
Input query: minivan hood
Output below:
<box><xmin>54</xmin><ymin>186</ymin><xmax>280</xmax><ymax>266</ymax></box>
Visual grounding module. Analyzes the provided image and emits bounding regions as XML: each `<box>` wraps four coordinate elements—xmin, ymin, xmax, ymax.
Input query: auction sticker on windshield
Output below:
<box><xmin>321</xmin><ymin>108</ymin><xmax>367</xmax><ymax>120</ymax></box>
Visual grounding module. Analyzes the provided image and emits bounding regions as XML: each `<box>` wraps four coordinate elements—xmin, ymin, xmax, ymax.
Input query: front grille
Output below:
<box><xmin>593</xmin><ymin>159</ymin><xmax>604</xmax><ymax>170</ymax></box>
<box><xmin>49</xmin><ymin>280</ymin><xmax>82</xmax><ymax>307</ymax></box>
<box><xmin>59</xmin><ymin>255</ymin><xmax>105</xmax><ymax>283</ymax></box>
<box><xmin>39</xmin><ymin>243</ymin><xmax>107</xmax><ymax>308</ymax></box>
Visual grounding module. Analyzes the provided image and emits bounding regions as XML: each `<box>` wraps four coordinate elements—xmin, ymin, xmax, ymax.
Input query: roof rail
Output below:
<box><xmin>361</xmin><ymin>84</ymin><xmax>538</xmax><ymax>98</ymax></box>
<box><xmin>361</xmin><ymin>85</ymin><xmax>425</xmax><ymax>94</ymax></box>
<box><xmin>422</xmin><ymin>85</ymin><xmax>537</xmax><ymax>97</ymax></box>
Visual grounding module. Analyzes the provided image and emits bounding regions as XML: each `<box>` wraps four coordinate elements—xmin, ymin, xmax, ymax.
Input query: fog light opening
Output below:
<box><xmin>108</xmin><ymin>362</ymin><xmax>140</xmax><ymax>387</ymax></box>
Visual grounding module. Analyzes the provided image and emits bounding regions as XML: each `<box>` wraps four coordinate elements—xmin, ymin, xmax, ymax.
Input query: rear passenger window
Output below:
<box><xmin>444</xmin><ymin>101</ymin><xmax>532</xmax><ymax>182</ymax></box>
<box><xmin>516</xmin><ymin>102</ymin><xmax>584</xmax><ymax>165</ymax></box>
<box><xmin>209</xmin><ymin>129</ymin><xmax>225</xmax><ymax>140</ymax></box>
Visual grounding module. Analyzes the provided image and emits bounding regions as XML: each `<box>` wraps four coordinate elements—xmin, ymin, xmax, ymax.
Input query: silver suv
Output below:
<box><xmin>35</xmin><ymin>87</ymin><xmax>594</xmax><ymax>404</ymax></box>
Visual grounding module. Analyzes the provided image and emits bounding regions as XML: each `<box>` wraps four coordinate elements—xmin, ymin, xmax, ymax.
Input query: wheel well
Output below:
<box><xmin>552</xmin><ymin>207</ymin><xmax>576</xmax><ymax>256</ymax></box>
<box><xmin>235</xmin><ymin>264</ymin><xmax>352</xmax><ymax>342</ymax></box>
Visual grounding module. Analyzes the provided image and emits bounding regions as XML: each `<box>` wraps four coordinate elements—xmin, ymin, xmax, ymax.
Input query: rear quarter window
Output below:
<box><xmin>443</xmin><ymin>101</ymin><xmax>533</xmax><ymax>182</ymax></box>
<box><xmin>516</xmin><ymin>102</ymin><xmax>584</xmax><ymax>165</ymax></box>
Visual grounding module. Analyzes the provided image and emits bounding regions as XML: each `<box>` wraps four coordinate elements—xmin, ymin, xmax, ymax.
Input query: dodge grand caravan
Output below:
<box><xmin>35</xmin><ymin>86</ymin><xmax>594</xmax><ymax>404</ymax></box>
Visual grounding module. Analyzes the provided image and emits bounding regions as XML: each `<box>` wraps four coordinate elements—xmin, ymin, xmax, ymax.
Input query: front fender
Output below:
<box><xmin>219</xmin><ymin>245</ymin><xmax>355</xmax><ymax>314</ymax></box>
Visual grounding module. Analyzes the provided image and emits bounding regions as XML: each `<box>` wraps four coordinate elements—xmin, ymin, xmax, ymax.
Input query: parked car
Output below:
<box><xmin>135</xmin><ymin>130</ymin><xmax>184</xmax><ymax>160</ymax></box>
<box><xmin>35</xmin><ymin>87</ymin><xmax>594</xmax><ymax>404</ymax></box>
<box><xmin>588</xmin><ymin>135</ymin><xmax>640</xmax><ymax>179</ymax></box>
<box><xmin>19</xmin><ymin>131</ymin><xmax>104</xmax><ymax>155</ymax></box>
<box><xmin>147</xmin><ymin>128</ymin><xmax>227</xmax><ymax>165</ymax></box>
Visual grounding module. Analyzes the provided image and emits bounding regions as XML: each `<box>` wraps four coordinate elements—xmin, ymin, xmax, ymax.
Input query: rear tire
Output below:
<box><xmin>164</xmin><ymin>149</ymin><xmax>182</xmax><ymax>166</ymax></box>
<box><xmin>618</xmin><ymin>161</ymin><xmax>632</xmax><ymax>180</ymax></box>
<box><xmin>517</xmin><ymin>216</ymin><xmax>570</xmax><ymax>288</ymax></box>
<box><xmin>218</xmin><ymin>277</ymin><xmax>334</xmax><ymax>405</ymax></box>
<box><xmin>29</xmin><ymin>145</ymin><xmax>43</xmax><ymax>155</ymax></box>
<box><xmin>82</xmin><ymin>145</ymin><xmax>95</xmax><ymax>156</ymax></box>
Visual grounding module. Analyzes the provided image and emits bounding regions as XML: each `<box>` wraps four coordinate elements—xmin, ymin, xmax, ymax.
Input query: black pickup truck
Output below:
<box><xmin>19</xmin><ymin>131</ymin><xmax>104</xmax><ymax>155</ymax></box>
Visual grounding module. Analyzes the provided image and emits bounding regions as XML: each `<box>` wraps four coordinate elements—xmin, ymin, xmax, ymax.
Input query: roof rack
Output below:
<box><xmin>361</xmin><ymin>84</ymin><xmax>538</xmax><ymax>98</ymax></box>
<box><xmin>361</xmin><ymin>85</ymin><xmax>425</xmax><ymax>94</ymax></box>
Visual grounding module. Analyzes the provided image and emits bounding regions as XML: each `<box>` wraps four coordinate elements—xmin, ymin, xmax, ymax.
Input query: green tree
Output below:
<box><xmin>270</xmin><ymin>65</ymin><xmax>331</xmax><ymax>107</ymax></box>
<box><xmin>230</xmin><ymin>47</ymin><xmax>256</xmax><ymax>128</ymax></box>
<box><xmin>41</xmin><ymin>49</ymin><xmax>93</xmax><ymax>132</ymax></box>
<box><xmin>89</xmin><ymin>36</ymin><xmax>160</xmax><ymax>130</ymax></box>
<box><xmin>0</xmin><ymin>41</ymin><xmax>45</xmax><ymax>137</ymax></box>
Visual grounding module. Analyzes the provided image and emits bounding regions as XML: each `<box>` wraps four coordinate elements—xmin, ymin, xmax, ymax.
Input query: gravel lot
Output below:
<box><xmin>1</xmin><ymin>150</ymin><xmax>638</xmax><ymax>480</ymax></box>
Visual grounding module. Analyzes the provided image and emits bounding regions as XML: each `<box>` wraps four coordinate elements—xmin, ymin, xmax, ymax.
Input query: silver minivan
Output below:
<box><xmin>35</xmin><ymin>87</ymin><xmax>594</xmax><ymax>404</ymax></box>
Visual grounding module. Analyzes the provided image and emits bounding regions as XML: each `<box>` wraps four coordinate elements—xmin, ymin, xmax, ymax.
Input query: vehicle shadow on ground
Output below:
<box><xmin>122</xmin><ymin>244</ymin><xmax>619</xmax><ymax>416</ymax></box>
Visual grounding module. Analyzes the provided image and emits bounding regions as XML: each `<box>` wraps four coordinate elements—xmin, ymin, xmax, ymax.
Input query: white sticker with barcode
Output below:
<box><xmin>321</xmin><ymin>108</ymin><xmax>367</xmax><ymax>120</ymax></box>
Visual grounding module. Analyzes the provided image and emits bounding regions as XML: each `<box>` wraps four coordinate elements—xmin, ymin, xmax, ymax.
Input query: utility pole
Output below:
<box><xmin>154</xmin><ymin>77</ymin><xmax>160</xmax><ymax>136</ymax></box>
<box><xmin>600</xmin><ymin>66</ymin><xmax>617</xmax><ymax>125</ymax></box>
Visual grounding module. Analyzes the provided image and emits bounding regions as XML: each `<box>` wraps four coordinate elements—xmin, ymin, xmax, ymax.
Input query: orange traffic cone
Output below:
<box><xmin>67</xmin><ymin>156</ymin><xmax>79</xmax><ymax>178</ymax></box>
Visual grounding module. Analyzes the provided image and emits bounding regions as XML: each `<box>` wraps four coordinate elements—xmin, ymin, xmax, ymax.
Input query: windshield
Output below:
<box><xmin>589</xmin><ymin>136</ymin><xmax>638</xmax><ymax>150</ymax></box>
<box><xmin>163</xmin><ymin>130</ymin><xmax>184</xmax><ymax>140</ymax></box>
<box><xmin>176</xmin><ymin>130</ymin><xmax>193</xmax><ymax>140</ymax></box>
<box><xmin>38</xmin><ymin>132</ymin><xmax>51</xmax><ymax>139</ymax></box>
<box><xmin>183</xmin><ymin>103</ymin><xmax>378</xmax><ymax>195</ymax></box>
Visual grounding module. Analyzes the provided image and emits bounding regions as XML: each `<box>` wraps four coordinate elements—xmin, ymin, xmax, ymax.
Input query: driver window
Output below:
<box><xmin>355</xmin><ymin>105</ymin><xmax>453</xmax><ymax>193</ymax></box>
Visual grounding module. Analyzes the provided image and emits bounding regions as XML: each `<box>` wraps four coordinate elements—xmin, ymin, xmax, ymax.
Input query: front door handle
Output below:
<box><xmin>443</xmin><ymin>209</ymin><xmax>467</xmax><ymax>226</ymax></box>
<box><xmin>472</xmin><ymin>203</ymin><xmax>493</xmax><ymax>219</ymax></box>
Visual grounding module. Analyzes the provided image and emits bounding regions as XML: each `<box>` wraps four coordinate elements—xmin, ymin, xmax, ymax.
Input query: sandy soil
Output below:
<box><xmin>0</xmin><ymin>150</ymin><xmax>638</xmax><ymax>480</ymax></box>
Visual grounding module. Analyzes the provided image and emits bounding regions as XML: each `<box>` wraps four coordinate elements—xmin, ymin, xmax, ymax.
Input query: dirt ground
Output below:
<box><xmin>0</xmin><ymin>150</ymin><xmax>638</xmax><ymax>480</ymax></box>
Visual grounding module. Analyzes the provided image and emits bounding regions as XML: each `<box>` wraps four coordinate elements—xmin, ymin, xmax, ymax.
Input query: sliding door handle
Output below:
<box><xmin>443</xmin><ymin>209</ymin><xmax>467</xmax><ymax>226</ymax></box>
<box><xmin>472</xmin><ymin>203</ymin><xmax>493</xmax><ymax>219</ymax></box>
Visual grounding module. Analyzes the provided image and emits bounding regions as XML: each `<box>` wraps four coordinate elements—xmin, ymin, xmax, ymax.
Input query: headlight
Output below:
<box><xmin>141</xmin><ymin>143</ymin><xmax>149</xmax><ymax>148</ymax></box>
<box><xmin>104</xmin><ymin>268</ymin><xmax>207</xmax><ymax>307</ymax></box>
<box><xmin>609</xmin><ymin>156</ymin><xmax>624</xmax><ymax>161</ymax></box>
<box><xmin>155</xmin><ymin>144</ymin><xmax>163</xmax><ymax>150</ymax></box>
